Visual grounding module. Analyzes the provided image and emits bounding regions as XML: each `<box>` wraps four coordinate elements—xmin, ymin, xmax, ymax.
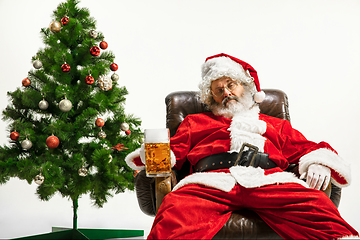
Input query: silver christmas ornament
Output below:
<box><xmin>120</xmin><ymin>122</ymin><xmax>129</xmax><ymax>131</ymax></box>
<box><xmin>111</xmin><ymin>73</ymin><xmax>119</xmax><ymax>82</ymax></box>
<box><xmin>89</xmin><ymin>29</ymin><xmax>98</xmax><ymax>38</ymax></box>
<box><xmin>59</xmin><ymin>98</ymin><xmax>72</xmax><ymax>112</ymax></box>
<box><xmin>33</xmin><ymin>59</ymin><xmax>43</xmax><ymax>69</ymax></box>
<box><xmin>78</xmin><ymin>167</ymin><xmax>88</xmax><ymax>177</ymax></box>
<box><xmin>97</xmin><ymin>75</ymin><xmax>112</xmax><ymax>91</ymax></box>
<box><xmin>39</xmin><ymin>99</ymin><xmax>49</xmax><ymax>110</ymax></box>
<box><xmin>21</xmin><ymin>139</ymin><xmax>32</xmax><ymax>150</ymax></box>
<box><xmin>98</xmin><ymin>130</ymin><xmax>106</xmax><ymax>139</ymax></box>
<box><xmin>34</xmin><ymin>174</ymin><xmax>45</xmax><ymax>185</ymax></box>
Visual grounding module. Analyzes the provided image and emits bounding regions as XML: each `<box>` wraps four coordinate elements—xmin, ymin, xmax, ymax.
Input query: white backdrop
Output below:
<box><xmin>0</xmin><ymin>0</ymin><xmax>359</xmax><ymax>238</ymax></box>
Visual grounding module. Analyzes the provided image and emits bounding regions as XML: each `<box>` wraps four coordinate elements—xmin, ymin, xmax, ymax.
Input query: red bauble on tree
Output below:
<box><xmin>125</xmin><ymin>130</ymin><xmax>131</xmax><ymax>135</ymax></box>
<box><xmin>61</xmin><ymin>17</ymin><xmax>69</xmax><ymax>25</ymax></box>
<box><xmin>10</xmin><ymin>131</ymin><xmax>20</xmax><ymax>141</ymax></box>
<box><xmin>46</xmin><ymin>135</ymin><xmax>60</xmax><ymax>149</ymax></box>
<box><xmin>90</xmin><ymin>46</ymin><xmax>100</xmax><ymax>56</ymax></box>
<box><xmin>95</xmin><ymin>118</ymin><xmax>105</xmax><ymax>127</ymax></box>
<box><xmin>99</xmin><ymin>41</ymin><xmax>108</xmax><ymax>50</ymax></box>
<box><xmin>110</xmin><ymin>63</ymin><xmax>118</xmax><ymax>71</ymax></box>
<box><xmin>61</xmin><ymin>63</ymin><xmax>71</xmax><ymax>72</ymax></box>
<box><xmin>85</xmin><ymin>75</ymin><xmax>94</xmax><ymax>85</ymax></box>
<box><xmin>22</xmin><ymin>78</ymin><xmax>31</xmax><ymax>87</ymax></box>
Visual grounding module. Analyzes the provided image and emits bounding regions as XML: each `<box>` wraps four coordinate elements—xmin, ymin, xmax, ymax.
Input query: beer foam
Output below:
<box><xmin>144</xmin><ymin>128</ymin><xmax>170</xmax><ymax>143</ymax></box>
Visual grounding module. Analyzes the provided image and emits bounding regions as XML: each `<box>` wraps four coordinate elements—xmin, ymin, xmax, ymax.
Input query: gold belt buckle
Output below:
<box><xmin>234</xmin><ymin>143</ymin><xmax>259</xmax><ymax>167</ymax></box>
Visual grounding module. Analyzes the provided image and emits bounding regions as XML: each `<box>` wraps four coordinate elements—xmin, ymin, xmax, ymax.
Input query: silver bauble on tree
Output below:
<box><xmin>33</xmin><ymin>59</ymin><xmax>43</xmax><ymax>69</ymax></box>
<box><xmin>39</xmin><ymin>99</ymin><xmax>49</xmax><ymax>110</ymax></box>
<box><xmin>59</xmin><ymin>97</ymin><xmax>72</xmax><ymax>112</ymax></box>
<box><xmin>34</xmin><ymin>174</ymin><xmax>45</xmax><ymax>185</ymax></box>
<box><xmin>111</xmin><ymin>73</ymin><xmax>119</xmax><ymax>82</ymax></box>
<box><xmin>98</xmin><ymin>130</ymin><xmax>106</xmax><ymax>139</ymax></box>
<box><xmin>21</xmin><ymin>139</ymin><xmax>32</xmax><ymax>150</ymax></box>
<box><xmin>89</xmin><ymin>29</ymin><xmax>98</xmax><ymax>38</ymax></box>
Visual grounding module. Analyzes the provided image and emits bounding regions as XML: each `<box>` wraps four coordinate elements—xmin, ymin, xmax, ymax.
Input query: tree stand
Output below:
<box><xmin>12</xmin><ymin>198</ymin><xmax>144</xmax><ymax>240</ymax></box>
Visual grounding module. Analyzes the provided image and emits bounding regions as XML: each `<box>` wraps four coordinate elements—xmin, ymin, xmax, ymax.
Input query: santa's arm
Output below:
<box><xmin>298</xmin><ymin>148</ymin><xmax>351</xmax><ymax>188</ymax></box>
<box><xmin>279</xmin><ymin>120</ymin><xmax>351</xmax><ymax>188</ymax></box>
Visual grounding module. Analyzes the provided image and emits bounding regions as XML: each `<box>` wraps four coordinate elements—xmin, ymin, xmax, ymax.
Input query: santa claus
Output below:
<box><xmin>126</xmin><ymin>53</ymin><xmax>358</xmax><ymax>239</ymax></box>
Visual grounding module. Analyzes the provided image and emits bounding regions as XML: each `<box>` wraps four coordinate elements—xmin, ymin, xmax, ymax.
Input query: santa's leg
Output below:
<box><xmin>243</xmin><ymin>183</ymin><xmax>359</xmax><ymax>239</ymax></box>
<box><xmin>147</xmin><ymin>183</ymin><xmax>241</xmax><ymax>239</ymax></box>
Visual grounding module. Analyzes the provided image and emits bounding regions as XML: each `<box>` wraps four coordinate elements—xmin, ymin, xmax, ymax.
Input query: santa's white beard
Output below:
<box><xmin>211</xmin><ymin>91</ymin><xmax>255</xmax><ymax>119</ymax></box>
<box><xmin>210</xmin><ymin>91</ymin><xmax>267</xmax><ymax>152</ymax></box>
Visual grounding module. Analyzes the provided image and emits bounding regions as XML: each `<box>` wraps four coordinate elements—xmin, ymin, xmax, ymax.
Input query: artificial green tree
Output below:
<box><xmin>0</xmin><ymin>0</ymin><xmax>143</xmax><ymax>239</ymax></box>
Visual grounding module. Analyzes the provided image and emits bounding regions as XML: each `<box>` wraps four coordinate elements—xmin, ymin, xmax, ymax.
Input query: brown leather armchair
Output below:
<box><xmin>134</xmin><ymin>89</ymin><xmax>342</xmax><ymax>239</ymax></box>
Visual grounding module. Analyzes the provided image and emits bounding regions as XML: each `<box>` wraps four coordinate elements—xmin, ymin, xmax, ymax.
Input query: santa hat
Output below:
<box><xmin>200</xmin><ymin>53</ymin><xmax>265</xmax><ymax>104</ymax></box>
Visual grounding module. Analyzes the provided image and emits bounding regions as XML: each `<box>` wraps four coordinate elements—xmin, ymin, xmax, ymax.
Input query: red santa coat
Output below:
<box><xmin>126</xmin><ymin>110</ymin><xmax>350</xmax><ymax>191</ymax></box>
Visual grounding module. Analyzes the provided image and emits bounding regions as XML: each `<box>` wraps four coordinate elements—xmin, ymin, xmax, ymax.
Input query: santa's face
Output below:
<box><xmin>209</xmin><ymin>77</ymin><xmax>254</xmax><ymax>118</ymax></box>
<box><xmin>210</xmin><ymin>77</ymin><xmax>245</xmax><ymax>107</ymax></box>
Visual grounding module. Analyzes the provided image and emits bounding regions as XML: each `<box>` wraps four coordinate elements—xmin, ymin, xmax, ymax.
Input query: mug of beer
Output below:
<box><xmin>144</xmin><ymin>128</ymin><xmax>171</xmax><ymax>177</ymax></box>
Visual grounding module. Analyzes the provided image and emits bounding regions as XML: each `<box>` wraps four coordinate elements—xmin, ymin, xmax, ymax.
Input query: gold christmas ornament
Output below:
<box><xmin>49</xmin><ymin>21</ymin><xmax>61</xmax><ymax>33</ymax></box>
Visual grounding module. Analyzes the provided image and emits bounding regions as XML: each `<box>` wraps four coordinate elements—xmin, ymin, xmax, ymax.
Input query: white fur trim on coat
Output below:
<box><xmin>173</xmin><ymin>171</ymin><xmax>237</xmax><ymax>192</ymax></box>
<box><xmin>229</xmin><ymin>166</ymin><xmax>308</xmax><ymax>188</ymax></box>
<box><xmin>228</xmin><ymin>107</ymin><xmax>267</xmax><ymax>153</ymax></box>
<box><xmin>173</xmin><ymin>166</ymin><xmax>308</xmax><ymax>193</ymax></box>
<box><xmin>299</xmin><ymin>148</ymin><xmax>351</xmax><ymax>188</ymax></box>
<box><xmin>125</xmin><ymin>148</ymin><xmax>144</xmax><ymax>171</ymax></box>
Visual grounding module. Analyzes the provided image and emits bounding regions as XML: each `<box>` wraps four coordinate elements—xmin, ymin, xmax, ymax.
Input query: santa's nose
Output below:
<box><xmin>223</xmin><ymin>87</ymin><xmax>233</xmax><ymax>98</ymax></box>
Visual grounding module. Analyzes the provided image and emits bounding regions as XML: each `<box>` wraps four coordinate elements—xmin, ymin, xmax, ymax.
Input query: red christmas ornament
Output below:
<box><xmin>125</xmin><ymin>129</ymin><xmax>131</xmax><ymax>135</ymax></box>
<box><xmin>90</xmin><ymin>46</ymin><xmax>101</xmax><ymax>56</ymax></box>
<box><xmin>110</xmin><ymin>63</ymin><xmax>118</xmax><ymax>71</ymax></box>
<box><xmin>46</xmin><ymin>135</ymin><xmax>60</xmax><ymax>149</ymax></box>
<box><xmin>61</xmin><ymin>63</ymin><xmax>71</xmax><ymax>72</ymax></box>
<box><xmin>85</xmin><ymin>75</ymin><xmax>94</xmax><ymax>85</ymax></box>
<box><xmin>95</xmin><ymin>118</ymin><xmax>105</xmax><ymax>127</ymax></box>
<box><xmin>22</xmin><ymin>78</ymin><xmax>31</xmax><ymax>87</ymax></box>
<box><xmin>10</xmin><ymin>131</ymin><xmax>20</xmax><ymax>141</ymax></box>
<box><xmin>61</xmin><ymin>17</ymin><xmax>69</xmax><ymax>25</ymax></box>
<box><xmin>99</xmin><ymin>41</ymin><xmax>108</xmax><ymax>50</ymax></box>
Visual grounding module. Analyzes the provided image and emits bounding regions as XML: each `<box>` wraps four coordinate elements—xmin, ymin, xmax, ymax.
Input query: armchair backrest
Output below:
<box><xmin>165</xmin><ymin>89</ymin><xmax>290</xmax><ymax>137</ymax></box>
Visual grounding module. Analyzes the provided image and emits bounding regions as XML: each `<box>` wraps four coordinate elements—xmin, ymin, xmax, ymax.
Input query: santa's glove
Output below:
<box><xmin>300</xmin><ymin>163</ymin><xmax>331</xmax><ymax>190</ymax></box>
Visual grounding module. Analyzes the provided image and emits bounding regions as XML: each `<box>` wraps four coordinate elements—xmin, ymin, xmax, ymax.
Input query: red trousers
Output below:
<box><xmin>148</xmin><ymin>183</ymin><xmax>358</xmax><ymax>239</ymax></box>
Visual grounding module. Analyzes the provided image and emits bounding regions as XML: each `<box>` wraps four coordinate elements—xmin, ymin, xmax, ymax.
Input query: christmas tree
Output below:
<box><xmin>0</xmin><ymin>0</ymin><xmax>143</xmax><ymax>238</ymax></box>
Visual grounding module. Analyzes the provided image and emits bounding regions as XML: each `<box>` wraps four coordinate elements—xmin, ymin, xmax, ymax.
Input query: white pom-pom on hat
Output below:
<box><xmin>254</xmin><ymin>91</ymin><xmax>266</xmax><ymax>103</ymax></box>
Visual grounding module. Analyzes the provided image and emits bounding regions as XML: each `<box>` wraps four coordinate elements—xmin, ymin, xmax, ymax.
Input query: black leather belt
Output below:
<box><xmin>194</xmin><ymin>143</ymin><xmax>277</xmax><ymax>173</ymax></box>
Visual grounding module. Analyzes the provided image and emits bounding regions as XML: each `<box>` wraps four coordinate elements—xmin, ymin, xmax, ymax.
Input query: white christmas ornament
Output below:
<box><xmin>120</xmin><ymin>122</ymin><xmax>129</xmax><ymax>131</ymax></box>
<box><xmin>59</xmin><ymin>98</ymin><xmax>72</xmax><ymax>112</ymax></box>
<box><xmin>34</xmin><ymin>174</ymin><xmax>45</xmax><ymax>185</ymax></box>
<box><xmin>21</xmin><ymin>139</ymin><xmax>32</xmax><ymax>150</ymax></box>
<box><xmin>39</xmin><ymin>99</ymin><xmax>49</xmax><ymax>110</ymax></box>
<box><xmin>33</xmin><ymin>59</ymin><xmax>43</xmax><ymax>69</ymax></box>
<box><xmin>97</xmin><ymin>75</ymin><xmax>112</xmax><ymax>91</ymax></box>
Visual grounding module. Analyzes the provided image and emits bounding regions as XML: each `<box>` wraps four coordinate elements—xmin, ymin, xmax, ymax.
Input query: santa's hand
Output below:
<box><xmin>300</xmin><ymin>164</ymin><xmax>331</xmax><ymax>190</ymax></box>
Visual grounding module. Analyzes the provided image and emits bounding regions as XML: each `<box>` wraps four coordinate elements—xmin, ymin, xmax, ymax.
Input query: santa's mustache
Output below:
<box><xmin>222</xmin><ymin>96</ymin><xmax>240</xmax><ymax>106</ymax></box>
